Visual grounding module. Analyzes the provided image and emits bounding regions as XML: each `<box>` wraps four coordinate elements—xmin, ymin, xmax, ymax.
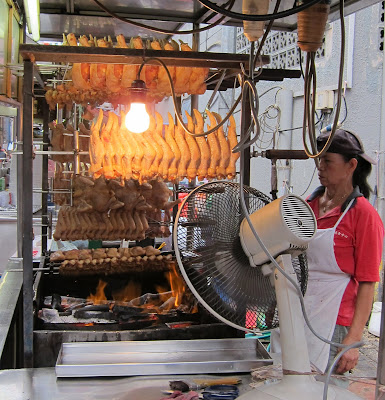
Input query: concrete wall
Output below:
<box><xmin>158</xmin><ymin>4</ymin><xmax>384</xmax><ymax>204</ymax></box>
<box><xmin>249</xmin><ymin>4</ymin><xmax>384</xmax><ymax>200</ymax></box>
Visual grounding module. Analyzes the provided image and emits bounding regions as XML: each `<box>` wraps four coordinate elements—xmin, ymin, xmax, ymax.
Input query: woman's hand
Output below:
<box><xmin>335</xmin><ymin>336</ymin><xmax>359</xmax><ymax>374</ymax></box>
<box><xmin>336</xmin><ymin>282</ymin><xmax>376</xmax><ymax>374</ymax></box>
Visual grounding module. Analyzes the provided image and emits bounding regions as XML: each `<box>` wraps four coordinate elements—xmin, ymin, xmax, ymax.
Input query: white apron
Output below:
<box><xmin>302</xmin><ymin>199</ymin><xmax>353</xmax><ymax>372</ymax></box>
<box><xmin>270</xmin><ymin>199</ymin><xmax>353</xmax><ymax>372</ymax></box>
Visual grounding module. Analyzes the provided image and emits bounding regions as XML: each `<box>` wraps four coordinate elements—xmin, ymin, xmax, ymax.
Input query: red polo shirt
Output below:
<box><xmin>307</xmin><ymin>190</ymin><xmax>384</xmax><ymax>326</ymax></box>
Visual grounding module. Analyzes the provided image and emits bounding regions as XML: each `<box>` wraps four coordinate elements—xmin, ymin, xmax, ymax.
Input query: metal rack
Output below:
<box><xmin>17</xmin><ymin>43</ymin><xmax>275</xmax><ymax>367</ymax></box>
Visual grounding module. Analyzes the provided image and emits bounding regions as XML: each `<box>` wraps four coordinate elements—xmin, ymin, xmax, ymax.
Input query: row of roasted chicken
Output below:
<box><xmin>45</xmin><ymin>34</ymin><xmax>208</xmax><ymax>109</ymax></box>
<box><xmin>53</xmin><ymin>176</ymin><xmax>178</xmax><ymax>241</ymax></box>
<box><xmin>90</xmin><ymin>108</ymin><xmax>240</xmax><ymax>183</ymax></box>
<box><xmin>53</xmin><ymin>206</ymin><xmax>172</xmax><ymax>242</ymax></box>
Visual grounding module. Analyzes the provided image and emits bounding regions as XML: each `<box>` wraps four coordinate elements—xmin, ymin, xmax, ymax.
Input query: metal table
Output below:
<box><xmin>0</xmin><ymin>367</ymin><xmax>254</xmax><ymax>400</ymax></box>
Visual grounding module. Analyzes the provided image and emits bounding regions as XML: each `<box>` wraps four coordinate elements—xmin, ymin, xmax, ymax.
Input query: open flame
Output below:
<box><xmin>87</xmin><ymin>280</ymin><xmax>108</xmax><ymax>305</ymax></box>
<box><xmin>86</xmin><ymin>261</ymin><xmax>195</xmax><ymax>313</ymax></box>
<box><xmin>112</xmin><ymin>280</ymin><xmax>141</xmax><ymax>303</ymax></box>
<box><xmin>167</xmin><ymin>262</ymin><xmax>186</xmax><ymax>307</ymax></box>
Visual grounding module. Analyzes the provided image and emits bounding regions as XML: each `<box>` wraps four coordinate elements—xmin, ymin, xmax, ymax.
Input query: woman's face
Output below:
<box><xmin>318</xmin><ymin>152</ymin><xmax>357</xmax><ymax>188</ymax></box>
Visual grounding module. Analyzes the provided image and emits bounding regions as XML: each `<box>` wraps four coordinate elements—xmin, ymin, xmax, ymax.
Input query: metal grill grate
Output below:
<box><xmin>174</xmin><ymin>182</ymin><xmax>308</xmax><ymax>332</ymax></box>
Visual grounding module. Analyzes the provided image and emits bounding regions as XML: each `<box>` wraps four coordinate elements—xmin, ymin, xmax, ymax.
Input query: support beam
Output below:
<box><xmin>22</xmin><ymin>60</ymin><xmax>34</xmax><ymax>368</ymax></box>
<box><xmin>41</xmin><ymin>101</ymin><xmax>49</xmax><ymax>253</ymax></box>
<box><xmin>19</xmin><ymin>44</ymin><xmax>269</xmax><ymax>69</ymax></box>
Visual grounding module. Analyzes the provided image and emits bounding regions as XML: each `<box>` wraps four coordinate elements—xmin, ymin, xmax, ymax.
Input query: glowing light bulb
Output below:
<box><xmin>125</xmin><ymin>103</ymin><xmax>150</xmax><ymax>133</ymax></box>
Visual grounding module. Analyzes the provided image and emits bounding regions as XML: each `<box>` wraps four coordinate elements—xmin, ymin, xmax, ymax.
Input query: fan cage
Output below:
<box><xmin>174</xmin><ymin>181</ymin><xmax>308</xmax><ymax>332</ymax></box>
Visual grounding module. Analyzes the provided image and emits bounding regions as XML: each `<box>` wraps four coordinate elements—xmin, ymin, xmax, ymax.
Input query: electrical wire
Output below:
<box><xmin>323</xmin><ymin>340</ymin><xmax>364</xmax><ymax>400</ymax></box>
<box><xmin>258</xmin><ymin>86</ymin><xmax>283</xmax><ymax>99</ymax></box>
<box><xmin>302</xmin><ymin>0</ymin><xmax>345</xmax><ymax>159</ymax></box>
<box><xmin>137</xmin><ymin>57</ymin><xmax>241</xmax><ymax>137</ymax></box>
<box><xmin>90</xmin><ymin>0</ymin><xmax>235</xmax><ymax>36</ymax></box>
<box><xmin>198</xmin><ymin>0</ymin><xmax>322</xmax><ymax>21</ymax></box>
<box><xmin>299</xmin><ymin>166</ymin><xmax>317</xmax><ymax>197</ymax></box>
<box><xmin>327</xmin><ymin>93</ymin><xmax>348</xmax><ymax>125</ymax></box>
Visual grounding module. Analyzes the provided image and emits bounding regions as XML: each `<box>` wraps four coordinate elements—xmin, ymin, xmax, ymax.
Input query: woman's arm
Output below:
<box><xmin>336</xmin><ymin>281</ymin><xmax>376</xmax><ymax>374</ymax></box>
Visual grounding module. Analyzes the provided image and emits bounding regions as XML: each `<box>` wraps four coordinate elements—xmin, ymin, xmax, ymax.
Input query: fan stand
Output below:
<box><xmin>238</xmin><ymin>254</ymin><xmax>361</xmax><ymax>400</ymax></box>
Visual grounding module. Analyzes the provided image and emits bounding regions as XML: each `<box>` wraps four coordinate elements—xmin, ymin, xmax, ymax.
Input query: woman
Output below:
<box><xmin>304</xmin><ymin>129</ymin><xmax>384</xmax><ymax>375</ymax></box>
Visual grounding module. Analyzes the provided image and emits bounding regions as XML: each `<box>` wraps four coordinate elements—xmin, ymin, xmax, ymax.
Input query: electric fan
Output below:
<box><xmin>173</xmin><ymin>181</ymin><xmax>361</xmax><ymax>400</ymax></box>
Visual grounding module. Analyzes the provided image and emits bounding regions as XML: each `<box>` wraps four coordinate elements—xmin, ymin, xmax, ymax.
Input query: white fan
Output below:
<box><xmin>173</xmin><ymin>181</ymin><xmax>361</xmax><ymax>400</ymax></box>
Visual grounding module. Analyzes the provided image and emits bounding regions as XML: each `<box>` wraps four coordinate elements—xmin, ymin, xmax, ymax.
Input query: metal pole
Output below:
<box><xmin>376</xmin><ymin>284</ymin><xmax>385</xmax><ymax>399</ymax></box>
<box><xmin>22</xmin><ymin>59</ymin><xmax>34</xmax><ymax>368</ymax></box>
<box><xmin>241</xmin><ymin>43</ymin><xmax>253</xmax><ymax>187</ymax></box>
<box><xmin>375</xmin><ymin>15</ymin><xmax>385</xmax><ymax>399</ymax></box>
<box><xmin>73</xmin><ymin>130</ymin><xmax>80</xmax><ymax>176</ymax></box>
<box><xmin>16</xmin><ymin>103</ymin><xmax>23</xmax><ymax>258</ymax></box>
<box><xmin>42</xmin><ymin>100</ymin><xmax>49</xmax><ymax>253</ymax></box>
<box><xmin>191</xmin><ymin>25</ymin><xmax>200</xmax><ymax>112</ymax></box>
<box><xmin>276</xmin><ymin>89</ymin><xmax>294</xmax><ymax>192</ymax></box>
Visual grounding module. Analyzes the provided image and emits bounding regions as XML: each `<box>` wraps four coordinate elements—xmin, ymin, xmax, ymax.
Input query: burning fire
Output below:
<box><xmin>112</xmin><ymin>280</ymin><xmax>141</xmax><ymax>303</ymax></box>
<box><xmin>86</xmin><ymin>262</ymin><xmax>196</xmax><ymax>313</ymax></box>
<box><xmin>87</xmin><ymin>280</ymin><xmax>108</xmax><ymax>305</ymax></box>
<box><xmin>167</xmin><ymin>262</ymin><xmax>186</xmax><ymax>307</ymax></box>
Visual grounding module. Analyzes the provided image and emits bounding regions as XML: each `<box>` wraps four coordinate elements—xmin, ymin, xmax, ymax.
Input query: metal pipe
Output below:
<box><xmin>191</xmin><ymin>24</ymin><xmax>200</xmax><ymax>112</ymax></box>
<box><xmin>7</xmin><ymin>269</ymin><xmax>59</xmax><ymax>272</ymax></box>
<box><xmin>375</xmin><ymin>11</ymin><xmax>385</xmax><ymax>397</ymax></box>
<box><xmin>56</xmin><ymin>107</ymin><xmax>63</xmax><ymax>124</ymax></box>
<box><xmin>42</xmin><ymin>101</ymin><xmax>49</xmax><ymax>253</ymax></box>
<box><xmin>14</xmin><ymin>141</ymin><xmax>50</xmax><ymax>144</ymax></box>
<box><xmin>252</xmin><ymin>149</ymin><xmax>308</xmax><ymax>160</ymax></box>
<box><xmin>16</xmin><ymin>107</ymin><xmax>23</xmax><ymax>258</ymax></box>
<box><xmin>62</xmin><ymin>133</ymin><xmax>89</xmax><ymax>138</ymax></box>
<box><xmin>33</xmin><ymin>189</ymin><xmax>71</xmax><ymax>193</ymax></box>
<box><xmin>73</xmin><ymin>130</ymin><xmax>80</xmax><ymax>175</ymax></box>
<box><xmin>276</xmin><ymin>89</ymin><xmax>294</xmax><ymax>192</ymax></box>
<box><xmin>22</xmin><ymin>59</ymin><xmax>34</xmax><ymax>368</ymax></box>
<box><xmin>12</xmin><ymin>150</ymin><xmax>89</xmax><ymax>155</ymax></box>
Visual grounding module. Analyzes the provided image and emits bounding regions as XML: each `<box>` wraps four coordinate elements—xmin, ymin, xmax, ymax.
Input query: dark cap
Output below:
<box><xmin>317</xmin><ymin>129</ymin><xmax>377</xmax><ymax>165</ymax></box>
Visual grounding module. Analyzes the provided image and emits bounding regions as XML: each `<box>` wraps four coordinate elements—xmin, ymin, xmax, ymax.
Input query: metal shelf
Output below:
<box><xmin>20</xmin><ymin>44</ymin><xmax>270</xmax><ymax>69</ymax></box>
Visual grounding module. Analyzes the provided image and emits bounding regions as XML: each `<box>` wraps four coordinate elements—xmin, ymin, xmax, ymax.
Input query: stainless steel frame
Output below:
<box><xmin>22</xmin><ymin>60</ymin><xmax>34</xmax><ymax>368</ymax></box>
<box><xmin>18</xmin><ymin>42</ymin><xmax>271</xmax><ymax>368</ymax></box>
<box><xmin>19</xmin><ymin>44</ymin><xmax>269</xmax><ymax>69</ymax></box>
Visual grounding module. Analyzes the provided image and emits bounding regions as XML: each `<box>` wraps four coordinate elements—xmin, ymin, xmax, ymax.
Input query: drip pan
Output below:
<box><xmin>56</xmin><ymin>338</ymin><xmax>272</xmax><ymax>377</ymax></box>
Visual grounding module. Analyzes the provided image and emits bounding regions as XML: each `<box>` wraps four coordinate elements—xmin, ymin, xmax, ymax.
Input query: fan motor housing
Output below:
<box><xmin>239</xmin><ymin>194</ymin><xmax>316</xmax><ymax>267</ymax></box>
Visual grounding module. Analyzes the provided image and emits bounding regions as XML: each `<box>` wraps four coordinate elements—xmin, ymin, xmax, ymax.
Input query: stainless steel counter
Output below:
<box><xmin>0</xmin><ymin>367</ymin><xmax>254</xmax><ymax>400</ymax></box>
<box><xmin>0</xmin><ymin>259</ymin><xmax>23</xmax><ymax>357</ymax></box>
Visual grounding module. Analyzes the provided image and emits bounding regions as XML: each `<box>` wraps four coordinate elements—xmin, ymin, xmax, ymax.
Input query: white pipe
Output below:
<box><xmin>346</xmin><ymin>14</ymin><xmax>355</xmax><ymax>89</ymax></box>
<box><xmin>276</xmin><ymin>89</ymin><xmax>294</xmax><ymax>193</ymax></box>
<box><xmin>274</xmin><ymin>254</ymin><xmax>312</xmax><ymax>373</ymax></box>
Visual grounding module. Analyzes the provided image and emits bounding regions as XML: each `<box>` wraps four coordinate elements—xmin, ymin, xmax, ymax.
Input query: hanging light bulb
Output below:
<box><xmin>125</xmin><ymin>80</ymin><xmax>150</xmax><ymax>134</ymax></box>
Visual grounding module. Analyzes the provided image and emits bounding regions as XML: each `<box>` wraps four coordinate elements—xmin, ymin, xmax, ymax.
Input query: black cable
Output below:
<box><xmin>303</xmin><ymin>0</ymin><xmax>345</xmax><ymax>159</ymax></box>
<box><xmin>328</xmin><ymin>93</ymin><xmax>348</xmax><ymax>124</ymax></box>
<box><xmin>90</xmin><ymin>0</ymin><xmax>235</xmax><ymax>35</ymax></box>
<box><xmin>198</xmin><ymin>0</ymin><xmax>322</xmax><ymax>21</ymax></box>
<box><xmin>299</xmin><ymin>166</ymin><xmax>317</xmax><ymax>196</ymax></box>
<box><xmin>298</xmin><ymin>48</ymin><xmax>305</xmax><ymax>80</ymax></box>
<box><xmin>137</xmin><ymin>56</ymin><xmax>242</xmax><ymax>137</ymax></box>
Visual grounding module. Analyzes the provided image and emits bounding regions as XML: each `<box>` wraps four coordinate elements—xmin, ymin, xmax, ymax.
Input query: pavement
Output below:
<box><xmin>347</xmin><ymin>328</ymin><xmax>379</xmax><ymax>399</ymax></box>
